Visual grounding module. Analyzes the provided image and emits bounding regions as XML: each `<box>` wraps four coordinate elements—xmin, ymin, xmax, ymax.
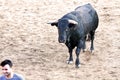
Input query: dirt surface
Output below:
<box><xmin>0</xmin><ymin>0</ymin><xmax>120</xmax><ymax>80</ymax></box>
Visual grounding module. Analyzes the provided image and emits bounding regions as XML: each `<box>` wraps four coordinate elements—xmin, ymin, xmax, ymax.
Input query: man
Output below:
<box><xmin>0</xmin><ymin>59</ymin><xmax>25</xmax><ymax>80</ymax></box>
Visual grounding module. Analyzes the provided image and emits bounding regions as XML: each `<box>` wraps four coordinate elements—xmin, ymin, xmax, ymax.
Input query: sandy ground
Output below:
<box><xmin>0</xmin><ymin>0</ymin><xmax>120</xmax><ymax>80</ymax></box>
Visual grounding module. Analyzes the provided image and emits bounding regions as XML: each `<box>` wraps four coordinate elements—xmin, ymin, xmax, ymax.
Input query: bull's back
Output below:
<box><xmin>75</xmin><ymin>3</ymin><xmax>94</xmax><ymax>13</ymax></box>
<box><xmin>75</xmin><ymin>3</ymin><xmax>99</xmax><ymax>34</ymax></box>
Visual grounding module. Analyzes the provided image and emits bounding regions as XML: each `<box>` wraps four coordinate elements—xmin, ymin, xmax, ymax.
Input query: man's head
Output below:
<box><xmin>0</xmin><ymin>59</ymin><xmax>13</xmax><ymax>77</ymax></box>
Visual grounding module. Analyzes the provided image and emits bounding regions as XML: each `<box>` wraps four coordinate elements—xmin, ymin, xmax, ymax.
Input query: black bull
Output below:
<box><xmin>48</xmin><ymin>3</ymin><xmax>99</xmax><ymax>68</ymax></box>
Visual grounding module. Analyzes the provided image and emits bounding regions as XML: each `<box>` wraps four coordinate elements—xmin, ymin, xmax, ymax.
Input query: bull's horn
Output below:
<box><xmin>47</xmin><ymin>21</ymin><xmax>58</xmax><ymax>26</ymax></box>
<box><xmin>68</xmin><ymin>20</ymin><xmax>78</xmax><ymax>24</ymax></box>
<box><xmin>47</xmin><ymin>21</ymin><xmax>58</xmax><ymax>24</ymax></box>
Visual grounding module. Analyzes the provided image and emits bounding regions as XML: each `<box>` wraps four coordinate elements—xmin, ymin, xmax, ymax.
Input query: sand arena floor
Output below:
<box><xmin>0</xmin><ymin>0</ymin><xmax>120</xmax><ymax>80</ymax></box>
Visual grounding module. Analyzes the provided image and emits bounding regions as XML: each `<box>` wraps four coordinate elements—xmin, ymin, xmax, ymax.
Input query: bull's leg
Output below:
<box><xmin>83</xmin><ymin>36</ymin><xmax>86</xmax><ymax>52</ymax></box>
<box><xmin>67</xmin><ymin>48</ymin><xmax>73</xmax><ymax>64</ymax></box>
<box><xmin>90</xmin><ymin>31</ymin><xmax>95</xmax><ymax>52</ymax></box>
<box><xmin>75</xmin><ymin>48</ymin><xmax>81</xmax><ymax>68</ymax></box>
<box><xmin>75</xmin><ymin>40</ymin><xmax>82</xmax><ymax>68</ymax></box>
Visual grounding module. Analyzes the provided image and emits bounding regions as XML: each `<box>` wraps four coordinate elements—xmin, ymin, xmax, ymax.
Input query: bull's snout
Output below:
<box><xmin>58</xmin><ymin>39</ymin><xmax>66</xmax><ymax>43</ymax></box>
<box><xmin>58</xmin><ymin>36</ymin><xmax>66</xmax><ymax>43</ymax></box>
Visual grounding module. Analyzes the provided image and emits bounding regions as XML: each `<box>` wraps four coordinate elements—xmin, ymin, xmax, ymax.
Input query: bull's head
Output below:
<box><xmin>49</xmin><ymin>19</ymin><xmax>78</xmax><ymax>43</ymax></box>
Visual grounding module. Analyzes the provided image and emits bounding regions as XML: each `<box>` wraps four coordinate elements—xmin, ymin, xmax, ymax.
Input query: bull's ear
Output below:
<box><xmin>48</xmin><ymin>22</ymin><xmax>58</xmax><ymax>27</ymax></box>
<box><xmin>68</xmin><ymin>20</ymin><xmax>78</xmax><ymax>30</ymax></box>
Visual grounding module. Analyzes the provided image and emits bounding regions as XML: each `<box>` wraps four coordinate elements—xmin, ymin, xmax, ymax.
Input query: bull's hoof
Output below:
<box><xmin>67</xmin><ymin>60</ymin><xmax>73</xmax><ymax>64</ymax></box>
<box><xmin>83</xmin><ymin>49</ymin><xmax>87</xmax><ymax>52</ymax></box>
<box><xmin>90</xmin><ymin>50</ymin><xmax>94</xmax><ymax>55</ymax></box>
<box><xmin>75</xmin><ymin>64</ymin><xmax>81</xmax><ymax>68</ymax></box>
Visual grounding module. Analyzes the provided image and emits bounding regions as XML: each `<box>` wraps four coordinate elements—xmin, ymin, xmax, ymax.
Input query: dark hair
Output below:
<box><xmin>0</xmin><ymin>59</ymin><xmax>13</xmax><ymax>67</ymax></box>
